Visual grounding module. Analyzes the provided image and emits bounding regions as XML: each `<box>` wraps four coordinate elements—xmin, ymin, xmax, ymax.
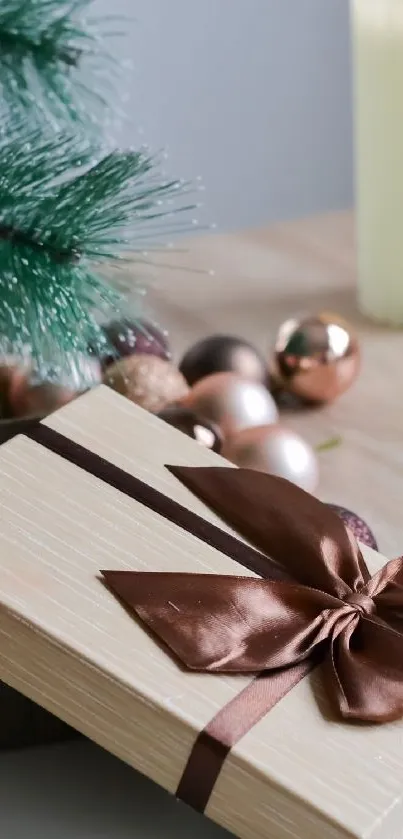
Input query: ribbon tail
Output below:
<box><xmin>176</xmin><ymin>660</ymin><xmax>314</xmax><ymax>813</ymax></box>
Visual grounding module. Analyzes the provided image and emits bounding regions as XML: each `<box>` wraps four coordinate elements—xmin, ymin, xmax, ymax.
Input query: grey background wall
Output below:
<box><xmin>96</xmin><ymin>0</ymin><xmax>353</xmax><ymax>231</ymax></box>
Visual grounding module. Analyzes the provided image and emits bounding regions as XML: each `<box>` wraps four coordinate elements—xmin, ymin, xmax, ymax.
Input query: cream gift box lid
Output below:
<box><xmin>0</xmin><ymin>384</ymin><xmax>401</xmax><ymax>839</ymax></box>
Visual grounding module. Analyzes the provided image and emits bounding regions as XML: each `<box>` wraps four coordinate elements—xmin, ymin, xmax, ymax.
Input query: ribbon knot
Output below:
<box><xmin>343</xmin><ymin>591</ymin><xmax>376</xmax><ymax>616</ymax></box>
<box><xmin>103</xmin><ymin>467</ymin><xmax>403</xmax><ymax>725</ymax></box>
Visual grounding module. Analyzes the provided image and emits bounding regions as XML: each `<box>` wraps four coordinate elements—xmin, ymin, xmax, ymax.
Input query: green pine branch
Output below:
<box><xmin>0</xmin><ymin>124</ymin><xmax>194</xmax><ymax>383</ymax></box>
<box><xmin>0</xmin><ymin>0</ymin><xmax>117</xmax><ymax>124</ymax></box>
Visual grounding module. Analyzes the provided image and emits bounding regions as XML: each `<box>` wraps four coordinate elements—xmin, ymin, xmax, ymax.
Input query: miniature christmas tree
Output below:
<box><xmin>0</xmin><ymin>0</ymin><xmax>115</xmax><ymax>125</ymax></box>
<box><xmin>0</xmin><ymin>1</ymin><xmax>192</xmax><ymax>390</ymax></box>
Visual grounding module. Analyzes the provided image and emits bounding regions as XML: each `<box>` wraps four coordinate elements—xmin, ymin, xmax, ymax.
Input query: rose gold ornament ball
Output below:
<box><xmin>180</xmin><ymin>372</ymin><xmax>279</xmax><ymax>437</ymax></box>
<box><xmin>0</xmin><ymin>360</ymin><xmax>25</xmax><ymax>417</ymax></box>
<box><xmin>104</xmin><ymin>354</ymin><xmax>189</xmax><ymax>413</ymax></box>
<box><xmin>8</xmin><ymin>356</ymin><xmax>101</xmax><ymax>419</ymax></box>
<box><xmin>269</xmin><ymin>312</ymin><xmax>360</xmax><ymax>404</ymax></box>
<box><xmin>222</xmin><ymin>424</ymin><xmax>319</xmax><ymax>493</ymax></box>
<box><xmin>11</xmin><ymin>380</ymin><xmax>77</xmax><ymax>418</ymax></box>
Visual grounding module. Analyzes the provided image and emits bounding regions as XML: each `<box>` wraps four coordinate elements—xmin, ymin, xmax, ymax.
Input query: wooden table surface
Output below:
<box><xmin>144</xmin><ymin>211</ymin><xmax>403</xmax><ymax>559</ymax></box>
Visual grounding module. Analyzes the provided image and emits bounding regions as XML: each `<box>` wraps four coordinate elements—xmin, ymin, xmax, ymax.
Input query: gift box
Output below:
<box><xmin>0</xmin><ymin>384</ymin><xmax>402</xmax><ymax>839</ymax></box>
<box><xmin>0</xmin><ymin>414</ymin><xmax>79</xmax><ymax>748</ymax></box>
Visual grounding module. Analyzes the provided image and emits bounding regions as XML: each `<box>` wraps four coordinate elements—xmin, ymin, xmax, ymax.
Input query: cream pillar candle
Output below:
<box><xmin>352</xmin><ymin>0</ymin><xmax>403</xmax><ymax>324</ymax></box>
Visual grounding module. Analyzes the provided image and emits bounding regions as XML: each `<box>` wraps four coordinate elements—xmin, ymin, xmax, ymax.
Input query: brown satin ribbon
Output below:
<box><xmin>25</xmin><ymin>425</ymin><xmax>403</xmax><ymax>814</ymax></box>
<box><xmin>102</xmin><ymin>467</ymin><xmax>403</xmax><ymax>810</ymax></box>
<box><xmin>25</xmin><ymin>424</ymin><xmax>290</xmax><ymax>582</ymax></box>
<box><xmin>24</xmin><ymin>424</ymin><xmax>301</xmax><ymax>810</ymax></box>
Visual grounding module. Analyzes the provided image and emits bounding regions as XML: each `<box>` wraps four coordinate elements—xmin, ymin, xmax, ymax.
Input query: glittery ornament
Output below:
<box><xmin>180</xmin><ymin>372</ymin><xmax>278</xmax><ymax>437</ymax></box>
<box><xmin>100</xmin><ymin>318</ymin><xmax>171</xmax><ymax>368</ymax></box>
<box><xmin>222</xmin><ymin>424</ymin><xmax>319</xmax><ymax>493</ymax></box>
<box><xmin>269</xmin><ymin>312</ymin><xmax>360</xmax><ymax>404</ymax></box>
<box><xmin>327</xmin><ymin>504</ymin><xmax>378</xmax><ymax>550</ymax></box>
<box><xmin>179</xmin><ymin>334</ymin><xmax>267</xmax><ymax>387</ymax></box>
<box><xmin>157</xmin><ymin>405</ymin><xmax>223</xmax><ymax>453</ymax></box>
<box><xmin>104</xmin><ymin>355</ymin><xmax>189</xmax><ymax>413</ymax></box>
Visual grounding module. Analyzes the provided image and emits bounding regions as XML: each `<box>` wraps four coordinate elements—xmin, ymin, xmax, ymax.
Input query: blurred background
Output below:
<box><xmin>96</xmin><ymin>0</ymin><xmax>353</xmax><ymax>231</ymax></box>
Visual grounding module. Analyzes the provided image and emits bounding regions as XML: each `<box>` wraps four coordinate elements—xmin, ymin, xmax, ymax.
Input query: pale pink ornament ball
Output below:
<box><xmin>180</xmin><ymin>371</ymin><xmax>279</xmax><ymax>437</ymax></box>
<box><xmin>222</xmin><ymin>425</ymin><xmax>319</xmax><ymax>494</ymax></box>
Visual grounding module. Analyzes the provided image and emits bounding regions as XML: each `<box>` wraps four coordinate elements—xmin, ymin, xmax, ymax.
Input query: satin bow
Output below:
<box><xmin>103</xmin><ymin>467</ymin><xmax>403</xmax><ymax>724</ymax></box>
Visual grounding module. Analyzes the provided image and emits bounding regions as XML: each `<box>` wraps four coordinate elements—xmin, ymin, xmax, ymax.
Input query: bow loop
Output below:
<box><xmin>327</xmin><ymin>617</ymin><xmax>403</xmax><ymax>722</ymax></box>
<box><xmin>365</xmin><ymin>556</ymin><xmax>403</xmax><ymax>634</ymax></box>
<box><xmin>167</xmin><ymin>467</ymin><xmax>370</xmax><ymax>598</ymax></box>
<box><xmin>101</xmin><ymin>570</ymin><xmax>339</xmax><ymax>672</ymax></box>
<box><xmin>103</xmin><ymin>467</ymin><xmax>403</xmax><ymax>726</ymax></box>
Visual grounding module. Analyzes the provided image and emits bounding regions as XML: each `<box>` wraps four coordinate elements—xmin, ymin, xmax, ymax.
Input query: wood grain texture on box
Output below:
<box><xmin>0</xmin><ymin>385</ymin><xmax>401</xmax><ymax>839</ymax></box>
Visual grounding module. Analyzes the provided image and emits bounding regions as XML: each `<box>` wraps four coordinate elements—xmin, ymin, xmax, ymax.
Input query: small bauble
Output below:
<box><xmin>157</xmin><ymin>406</ymin><xmax>223</xmax><ymax>453</ymax></box>
<box><xmin>100</xmin><ymin>318</ymin><xmax>170</xmax><ymax>368</ymax></box>
<box><xmin>179</xmin><ymin>334</ymin><xmax>267</xmax><ymax>387</ymax></box>
<box><xmin>104</xmin><ymin>354</ymin><xmax>189</xmax><ymax>413</ymax></box>
<box><xmin>11</xmin><ymin>382</ymin><xmax>76</xmax><ymax>418</ymax></box>
<box><xmin>0</xmin><ymin>359</ymin><xmax>26</xmax><ymax>418</ymax></box>
<box><xmin>269</xmin><ymin>312</ymin><xmax>360</xmax><ymax>404</ymax></box>
<box><xmin>327</xmin><ymin>504</ymin><xmax>378</xmax><ymax>550</ymax></box>
<box><xmin>180</xmin><ymin>372</ymin><xmax>279</xmax><ymax>437</ymax></box>
<box><xmin>9</xmin><ymin>356</ymin><xmax>101</xmax><ymax>419</ymax></box>
<box><xmin>222</xmin><ymin>424</ymin><xmax>319</xmax><ymax>493</ymax></box>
